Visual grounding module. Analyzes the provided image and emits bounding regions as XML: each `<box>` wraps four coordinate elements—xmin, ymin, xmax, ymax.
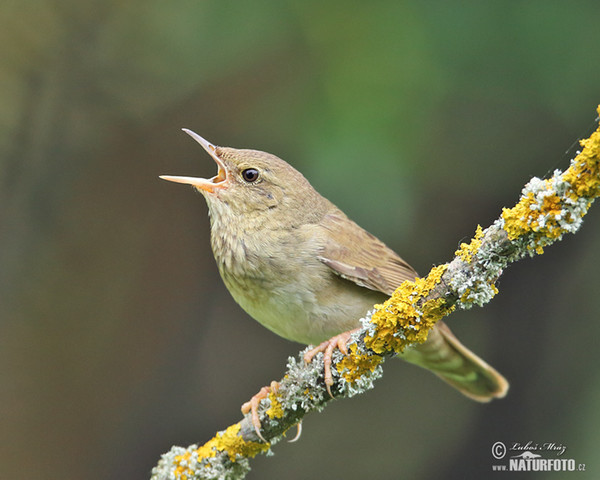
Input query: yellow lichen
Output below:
<box><xmin>459</xmin><ymin>288</ymin><xmax>471</xmax><ymax>304</ymax></box>
<box><xmin>503</xmin><ymin>106</ymin><xmax>600</xmax><ymax>241</ymax></box>
<box><xmin>173</xmin><ymin>451</ymin><xmax>194</xmax><ymax>479</ymax></box>
<box><xmin>212</xmin><ymin>424</ymin><xmax>270</xmax><ymax>460</ymax></box>
<box><xmin>501</xmin><ymin>192</ymin><xmax>534</xmax><ymax>240</ymax></box>
<box><xmin>173</xmin><ymin>423</ymin><xmax>270</xmax><ymax>474</ymax></box>
<box><xmin>502</xmin><ymin>185</ymin><xmax>570</xmax><ymax>241</ymax></box>
<box><xmin>303</xmin><ymin>388</ymin><xmax>313</xmax><ymax>401</ymax></box>
<box><xmin>455</xmin><ymin>225</ymin><xmax>484</xmax><ymax>262</ymax></box>
<box><xmin>335</xmin><ymin>343</ymin><xmax>384</xmax><ymax>383</ymax></box>
<box><xmin>540</xmin><ymin>192</ymin><xmax>563</xmax><ymax>218</ymax></box>
<box><xmin>265</xmin><ymin>392</ymin><xmax>284</xmax><ymax>419</ymax></box>
<box><xmin>563</xmin><ymin>110</ymin><xmax>600</xmax><ymax>198</ymax></box>
<box><xmin>365</xmin><ymin>265</ymin><xmax>455</xmax><ymax>355</ymax></box>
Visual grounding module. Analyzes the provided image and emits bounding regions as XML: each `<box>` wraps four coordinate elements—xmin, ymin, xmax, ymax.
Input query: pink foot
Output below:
<box><xmin>241</xmin><ymin>380</ymin><xmax>280</xmax><ymax>443</ymax></box>
<box><xmin>304</xmin><ymin>328</ymin><xmax>359</xmax><ymax>397</ymax></box>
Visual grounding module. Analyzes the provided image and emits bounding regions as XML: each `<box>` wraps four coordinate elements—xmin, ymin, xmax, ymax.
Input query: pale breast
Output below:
<box><xmin>211</xmin><ymin>220</ymin><xmax>384</xmax><ymax>345</ymax></box>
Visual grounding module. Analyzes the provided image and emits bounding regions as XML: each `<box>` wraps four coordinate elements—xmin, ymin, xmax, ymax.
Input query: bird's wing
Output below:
<box><xmin>315</xmin><ymin>213</ymin><xmax>509</xmax><ymax>402</ymax></box>
<box><xmin>316</xmin><ymin>212</ymin><xmax>418</xmax><ymax>296</ymax></box>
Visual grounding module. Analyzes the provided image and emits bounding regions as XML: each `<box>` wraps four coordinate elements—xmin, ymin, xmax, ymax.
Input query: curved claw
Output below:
<box><xmin>303</xmin><ymin>329</ymin><xmax>359</xmax><ymax>398</ymax></box>
<box><xmin>241</xmin><ymin>381</ymin><xmax>280</xmax><ymax>443</ymax></box>
<box><xmin>287</xmin><ymin>421</ymin><xmax>302</xmax><ymax>443</ymax></box>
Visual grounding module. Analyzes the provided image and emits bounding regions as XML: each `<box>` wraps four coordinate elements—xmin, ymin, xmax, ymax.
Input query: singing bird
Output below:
<box><xmin>161</xmin><ymin>130</ymin><xmax>508</xmax><ymax>435</ymax></box>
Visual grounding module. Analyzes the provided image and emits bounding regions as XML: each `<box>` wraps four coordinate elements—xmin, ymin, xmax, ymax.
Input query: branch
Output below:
<box><xmin>151</xmin><ymin>106</ymin><xmax>600</xmax><ymax>480</ymax></box>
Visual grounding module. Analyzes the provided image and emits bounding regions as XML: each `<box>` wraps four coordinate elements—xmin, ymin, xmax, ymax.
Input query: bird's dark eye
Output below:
<box><xmin>241</xmin><ymin>168</ymin><xmax>260</xmax><ymax>183</ymax></box>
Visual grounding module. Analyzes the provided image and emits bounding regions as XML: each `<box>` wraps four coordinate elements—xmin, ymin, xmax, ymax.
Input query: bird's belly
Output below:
<box><xmin>225</xmin><ymin>270</ymin><xmax>385</xmax><ymax>346</ymax></box>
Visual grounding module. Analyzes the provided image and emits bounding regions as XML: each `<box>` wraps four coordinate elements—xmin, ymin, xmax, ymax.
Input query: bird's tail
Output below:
<box><xmin>400</xmin><ymin>321</ymin><xmax>509</xmax><ymax>402</ymax></box>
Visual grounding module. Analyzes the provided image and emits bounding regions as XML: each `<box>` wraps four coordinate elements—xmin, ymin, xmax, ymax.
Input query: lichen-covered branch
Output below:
<box><xmin>152</xmin><ymin>106</ymin><xmax>600</xmax><ymax>480</ymax></box>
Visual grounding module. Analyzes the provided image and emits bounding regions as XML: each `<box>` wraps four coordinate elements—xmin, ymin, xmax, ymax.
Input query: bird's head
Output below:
<box><xmin>161</xmin><ymin>130</ymin><xmax>328</xmax><ymax>225</ymax></box>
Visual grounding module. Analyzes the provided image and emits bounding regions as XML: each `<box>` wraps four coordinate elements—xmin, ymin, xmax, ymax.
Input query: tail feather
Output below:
<box><xmin>400</xmin><ymin>321</ymin><xmax>509</xmax><ymax>402</ymax></box>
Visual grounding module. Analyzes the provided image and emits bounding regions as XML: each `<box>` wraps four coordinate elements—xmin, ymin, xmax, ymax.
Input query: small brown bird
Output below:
<box><xmin>161</xmin><ymin>130</ymin><xmax>508</xmax><ymax>432</ymax></box>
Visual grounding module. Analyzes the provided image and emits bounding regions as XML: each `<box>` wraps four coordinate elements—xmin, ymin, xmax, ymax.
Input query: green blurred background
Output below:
<box><xmin>2</xmin><ymin>1</ymin><xmax>600</xmax><ymax>479</ymax></box>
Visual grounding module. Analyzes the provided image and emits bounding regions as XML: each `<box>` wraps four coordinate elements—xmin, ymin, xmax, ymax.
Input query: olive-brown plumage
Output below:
<box><xmin>161</xmin><ymin>130</ymin><xmax>508</xmax><ymax>402</ymax></box>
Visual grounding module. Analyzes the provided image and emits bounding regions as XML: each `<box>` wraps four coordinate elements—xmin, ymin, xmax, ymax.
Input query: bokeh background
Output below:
<box><xmin>2</xmin><ymin>2</ymin><xmax>600</xmax><ymax>479</ymax></box>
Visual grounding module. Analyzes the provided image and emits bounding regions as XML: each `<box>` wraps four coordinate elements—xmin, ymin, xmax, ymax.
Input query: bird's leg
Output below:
<box><xmin>241</xmin><ymin>381</ymin><xmax>303</xmax><ymax>443</ymax></box>
<box><xmin>241</xmin><ymin>380</ymin><xmax>280</xmax><ymax>443</ymax></box>
<box><xmin>304</xmin><ymin>328</ymin><xmax>360</xmax><ymax>398</ymax></box>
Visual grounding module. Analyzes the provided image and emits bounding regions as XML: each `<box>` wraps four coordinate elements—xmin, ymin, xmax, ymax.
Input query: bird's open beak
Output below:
<box><xmin>160</xmin><ymin>129</ymin><xmax>227</xmax><ymax>193</ymax></box>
